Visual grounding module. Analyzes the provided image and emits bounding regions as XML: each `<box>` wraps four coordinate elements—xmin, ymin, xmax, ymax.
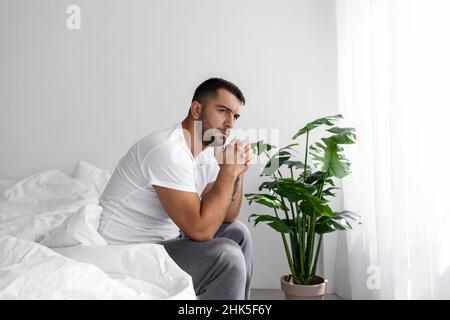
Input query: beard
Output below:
<box><xmin>206</xmin><ymin>134</ymin><xmax>226</xmax><ymax>147</ymax></box>
<box><xmin>200</xmin><ymin>119</ymin><xmax>228</xmax><ymax>147</ymax></box>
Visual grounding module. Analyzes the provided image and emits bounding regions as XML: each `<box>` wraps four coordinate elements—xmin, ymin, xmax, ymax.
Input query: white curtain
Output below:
<box><xmin>334</xmin><ymin>0</ymin><xmax>450</xmax><ymax>299</ymax></box>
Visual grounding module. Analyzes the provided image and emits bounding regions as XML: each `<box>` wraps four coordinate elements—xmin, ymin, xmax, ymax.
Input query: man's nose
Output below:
<box><xmin>224</xmin><ymin>113</ymin><xmax>235</xmax><ymax>128</ymax></box>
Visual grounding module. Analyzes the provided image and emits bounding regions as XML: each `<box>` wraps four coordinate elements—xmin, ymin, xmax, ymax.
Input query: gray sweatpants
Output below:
<box><xmin>159</xmin><ymin>220</ymin><xmax>253</xmax><ymax>300</ymax></box>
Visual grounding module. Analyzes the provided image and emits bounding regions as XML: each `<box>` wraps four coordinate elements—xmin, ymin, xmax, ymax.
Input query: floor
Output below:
<box><xmin>250</xmin><ymin>289</ymin><xmax>343</xmax><ymax>300</ymax></box>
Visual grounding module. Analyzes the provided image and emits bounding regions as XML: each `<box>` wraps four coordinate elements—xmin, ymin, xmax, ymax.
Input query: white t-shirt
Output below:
<box><xmin>98</xmin><ymin>122</ymin><xmax>220</xmax><ymax>244</ymax></box>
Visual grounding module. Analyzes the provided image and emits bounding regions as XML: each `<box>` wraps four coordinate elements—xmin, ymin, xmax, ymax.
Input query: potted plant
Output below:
<box><xmin>245</xmin><ymin>114</ymin><xmax>360</xmax><ymax>299</ymax></box>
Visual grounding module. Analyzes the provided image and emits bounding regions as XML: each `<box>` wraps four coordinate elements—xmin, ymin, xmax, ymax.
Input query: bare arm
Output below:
<box><xmin>202</xmin><ymin>141</ymin><xmax>252</xmax><ymax>224</ymax></box>
<box><xmin>154</xmin><ymin>140</ymin><xmax>249</xmax><ymax>241</ymax></box>
<box><xmin>224</xmin><ymin>174</ymin><xmax>243</xmax><ymax>223</ymax></box>
<box><xmin>154</xmin><ymin>167</ymin><xmax>238</xmax><ymax>242</ymax></box>
<box><xmin>224</xmin><ymin>142</ymin><xmax>253</xmax><ymax>222</ymax></box>
<box><xmin>201</xmin><ymin>173</ymin><xmax>243</xmax><ymax>224</ymax></box>
<box><xmin>155</xmin><ymin>140</ymin><xmax>252</xmax><ymax>241</ymax></box>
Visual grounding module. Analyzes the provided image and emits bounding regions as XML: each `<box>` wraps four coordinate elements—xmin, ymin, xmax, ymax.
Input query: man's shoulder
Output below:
<box><xmin>131</xmin><ymin>124</ymin><xmax>193</xmax><ymax>166</ymax></box>
<box><xmin>134</xmin><ymin>123</ymin><xmax>185</xmax><ymax>153</ymax></box>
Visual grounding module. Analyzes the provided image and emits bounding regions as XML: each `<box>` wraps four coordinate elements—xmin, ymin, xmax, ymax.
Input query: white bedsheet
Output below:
<box><xmin>0</xmin><ymin>162</ymin><xmax>196</xmax><ymax>300</ymax></box>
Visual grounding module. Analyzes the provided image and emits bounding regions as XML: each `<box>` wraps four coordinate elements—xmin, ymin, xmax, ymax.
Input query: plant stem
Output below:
<box><xmin>264</xmin><ymin>151</ymin><xmax>292</xmax><ymax>220</ymax></box>
<box><xmin>274</xmin><ymin>208</ymin><xmax>298</xmax><ymax>284</ymax></box>
<box><xmin>272</xmin><ymin>174</ymin><xmax>291</xmax><ymax>221</ymax></box>
<box><xmin>307</xmin><ymin>208</ymin><xmax>316</xmax><ymax>275</ymax></box>
<box><xmin>317</xmin><ymin>171</ymin><xmax>328</xmax><ymax>198</ymax></box>
<box><xmin>301</xmin><ymin>207</ymin><xmax>306</xmax><ymax>276</ymax></box>
<box><xmin>293</xmin><ymin>202</ymin><xmax>305</xmax><ymax>276</ymax></box>
<box><xmin>288</xmin><ymin>200</ymin><xmax>301</xmax><ymax>276</ymax></box>
<box><xmin>289</xmin><ymin>233</ymin><xmax>300</xmax><ymax>277</ymax></box>
<box><xmin>302</xmin><ymin>130</ymin><xmax>309</xmax><ymax>276</ymax></box>
<box><xmin>277</xmin><ymin>170</ymin><xmax>283</xmax><ymax>180</ymax></box>
<box><xmin>311</xmin><ymin>234</ymin><xmax>323</xmax><ymax>277</ymax></box>
<box><xmin>273</xmin><ymin>172</ymin><xmax>299</xmax><ymax>276</ymax></box>
<box><xmin>264</xmin><ymin>150</ymin><xmax>292</xmax><ymax>223</ymax></box>
<box><xmin>303</xmin><ymin>130</ymin><xmax>309</xmax><ymax>183</ymax></box>
<box><xmin>289</xmin><ymin>165</ymin><xmax>304</xmax><ymax>277</ymax></box>
<box><xmin>309</xmin><ymin>171</ymin><xmax>328</xmax><ymax>275</ymax></box>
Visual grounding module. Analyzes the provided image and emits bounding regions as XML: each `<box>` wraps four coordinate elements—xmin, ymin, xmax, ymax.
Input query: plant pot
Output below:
<box><xmin>280</xmin><ymin>275</ymin><xmax>328</xmax><ymax>300</ymax></box>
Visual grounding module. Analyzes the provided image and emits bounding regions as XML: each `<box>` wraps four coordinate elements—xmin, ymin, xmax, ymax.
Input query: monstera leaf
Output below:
<box><xmin>251</xmin><ymin>141</ymin><xmax>276</xmax><ymax>156</ymax></box>
<box><xmin>248</xmin><ymin>214</ymin><xmax>292</xmax><ymax>233</ymax></box>
<box><xmin>260</xmin><ymin>144</ymin><xmax>299</xmax><ymax>176</ymax></box>
<box><xmin>309</xmin><ymin>127</ymin><xmax>356</xmax><ymax>178</ymax></box>
<box><xmin>245</xmin><ymin>193</ymin><xmax>289</xmax><ymax>211</ymax></box>
<box><xmin>315</xmin><ymin>210</ymin><xmax>361</xmax><ymax>234</ymax></box>
<box><xmin>292</xmin><ymin>114</ymin><xmax>342</xmax><ymax>140</ymax></box>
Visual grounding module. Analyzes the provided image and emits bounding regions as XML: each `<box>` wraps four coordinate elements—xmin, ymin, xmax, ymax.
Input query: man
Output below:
<box><xmin>98</xmin><ymin>78</ymin><xmax>253</xmax><ymax>300</ymax></box>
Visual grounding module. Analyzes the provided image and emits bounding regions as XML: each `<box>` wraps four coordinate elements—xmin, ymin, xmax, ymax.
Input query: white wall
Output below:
<box><xmin>0</xmin><ymin>0</ymin><xmax>339</xmax><ymax>289</ymax></box>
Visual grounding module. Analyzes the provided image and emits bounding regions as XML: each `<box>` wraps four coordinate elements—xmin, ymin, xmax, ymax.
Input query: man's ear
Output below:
<box><xmin>190</xmin><ymin>101</ymin><xmax>202</xmax><ymax>120</ymax></box>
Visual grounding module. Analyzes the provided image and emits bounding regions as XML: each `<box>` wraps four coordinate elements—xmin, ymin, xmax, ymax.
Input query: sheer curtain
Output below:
<box><xmin>334</xmin><ymin>0</ymin><xmax>450</xmax><ymax>299</ymax></box>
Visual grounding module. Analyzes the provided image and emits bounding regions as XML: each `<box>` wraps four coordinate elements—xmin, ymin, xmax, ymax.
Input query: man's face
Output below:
<box><xmin>199</xmin><ymin>89</ymin><xmax>242</xmax><ymax>147</ymax></box>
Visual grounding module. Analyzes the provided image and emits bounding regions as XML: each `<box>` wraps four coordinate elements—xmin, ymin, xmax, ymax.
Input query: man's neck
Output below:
<box><xmin>181</xmin><ymin>117</ymin><xmax>206</xmax><ymax>158</ymax></box>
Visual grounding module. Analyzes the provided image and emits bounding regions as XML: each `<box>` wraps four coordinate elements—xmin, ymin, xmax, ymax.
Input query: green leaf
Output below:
<box><xmin>258</xmin><ymin>180</ymin><xmax>278</xmax><ymax>191</ymax></box>
<box><xmin>245</xmin><ymin>193</ymin><xmax>288</xmax><ymax>211</ymax></box>
<box><xmin>315</xmin><ymin>210</ymin><xmax>361</xmax><ymax>234</ymax></box>
<box><xmin>267</xmin><ymin>179</ymin><xmax>333</xmax><ymax>217</ymax></box>
<box><xmin>270</xmin><ymin>179</ymin><xmax>310</xmax><ymax>202</ymax></box>
<box><xmin>333</xmin><ymin>210</ymin><xmax>361</xmax><ymax>223</ymax></box>
<box><xmin>251</xmin><ymin>141</ymin><xmax>276</xmax><ymax>156</ymax></box>
<box><xmin>248</xmin><ymin>214</ymin><xmax>277</xmax><ymax>226</ymax></box>
<box><xmin>280</xmin><ymin>143</ymin><xmax>299</xmax><ymax>151</ymax></box>
<box><xmin>310</xmin><ymin>140</ymin><xmax>352</xmax><ymax>178</ymax></box>
<box><xmin>298</xmin><ymin>193</ymin><xmax>333</xmax><ymax>217</ymax></box>
<box><xmin>321</xmin><ymin>190</ymin><xmax>337</xmax><ymax>198</ymax></box>
<box><xmin>330</xmin><ymin>219</ymin><xmax>350</xmax><ymax>230</ymax></box>
<box><xmin>326</xmin><ymin>133</ymin><xmax>355</xmax><ymax>145</ymax></box>
<box><xmin>261</xmin><ymin>150</ymin><xmax>293</xmax><ymax>176</ymax></box>
<box><xmin>304</xmin><ymin>171</ymin><xmax>324</xmax><ymax>185</ymax></box>
<box><xmin>308</xmin><ymin>125</ymin><xmax>356</xmax><ymax>179</ymax></box>
<box><xmin>286</xmin><ymin>160</ymin><xmax>310</xmax><ymax>170</ymax></box>
<box><xmin>292</xmin><ymin>114</ymin><xmax>343</xmax><ymax>139</ymax></box>
<box><xmin>248</xmin><ymin>214</ymin><xmax>292</xmax><ymax>233</ymax></box>
<box><xmin>321</xmin><ymin>186</ymin><xmax>339</xmax><ymax>198</ymax></box>
<box><xmin>326</xmin><ymin>127</ymin><xmax>356</xmax><ymax>144</ymax></box>
<box><xmin>315</xmin><ymin>222</ymin><xmax>336</xmax><ymax>234</ymax></box>
<box><xmin>318</xmin><ymin>202</ymin><xmax>333</xmax><ymax>217</ymax></box>
<box><xmin>268</xmin><ymin>220</ymin><xmax>291</xmax><ymax>233</ymax></box>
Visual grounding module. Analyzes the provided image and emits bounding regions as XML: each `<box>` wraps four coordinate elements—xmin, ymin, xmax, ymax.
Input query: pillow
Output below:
<box><xmin>2</xmin><ymin>170</ymin><xmax>88</xmax><ymax>202</ymax></box>
<box><xmin>39</xmin><ymin>204</ymin><xmax>107</xmax><ymax>248</ymax></box>
<box><xmin>72</xmin><ymin>161</ymin><xmax>112</xmax><ymax>196</ymax></box>
<box><xmin>0</xmin><ymin>179</ymin><xmax>16</xmax><ymax>194</ymax></box>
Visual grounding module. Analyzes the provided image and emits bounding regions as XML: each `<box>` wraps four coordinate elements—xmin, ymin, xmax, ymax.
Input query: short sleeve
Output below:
<box><xmin>141</xmin><ymin>142</ymin><xmax>197</xmax><ymax>193</ymax></box>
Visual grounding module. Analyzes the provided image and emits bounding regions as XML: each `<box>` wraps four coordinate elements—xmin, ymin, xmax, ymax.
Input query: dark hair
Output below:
<box><xmin>192</xmin><ymin>78</ymin><xmax>245</xmax><ymax>106</ymax></box>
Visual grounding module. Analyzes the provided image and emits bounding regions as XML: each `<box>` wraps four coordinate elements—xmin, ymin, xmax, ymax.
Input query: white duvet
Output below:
<box><xmin>0</xmin><ymin>161</ymin><xmax>196</xmax><ymax>300</ymax></box>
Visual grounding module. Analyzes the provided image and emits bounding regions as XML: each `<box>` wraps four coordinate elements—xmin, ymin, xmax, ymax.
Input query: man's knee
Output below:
<box><xmin>227</xmin><ymin>220</ymin><xmax>252</xmax><ymax>243</ymax></box>
<box><xmin>210</xmin><ymin>238</ymin><xmax>246</xmax><ymax>275</ymax></box>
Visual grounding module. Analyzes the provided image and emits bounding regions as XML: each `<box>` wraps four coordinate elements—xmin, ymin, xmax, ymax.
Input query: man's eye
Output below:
<box><xmin>219</xmin><ymin>109</ymin><xmax>226</xmax><ymax>113</ymax></box>
<box><xmin>234</xmin><ymin>116</ymin><xmax>239</xmax><ymax>120</ymax></box>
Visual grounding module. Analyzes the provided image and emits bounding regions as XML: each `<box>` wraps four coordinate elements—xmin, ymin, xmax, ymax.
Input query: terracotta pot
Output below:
<box><xmin>280</xmin><ymin>275</ymin><xmax>328</xmax><ymax>300</ymax></box>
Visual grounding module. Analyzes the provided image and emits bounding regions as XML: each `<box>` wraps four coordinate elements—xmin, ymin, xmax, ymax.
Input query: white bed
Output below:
<box><xmin>0</xmin><ymin>161</ymin><xmax>196</xmax><ymax>300</ymax></box>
